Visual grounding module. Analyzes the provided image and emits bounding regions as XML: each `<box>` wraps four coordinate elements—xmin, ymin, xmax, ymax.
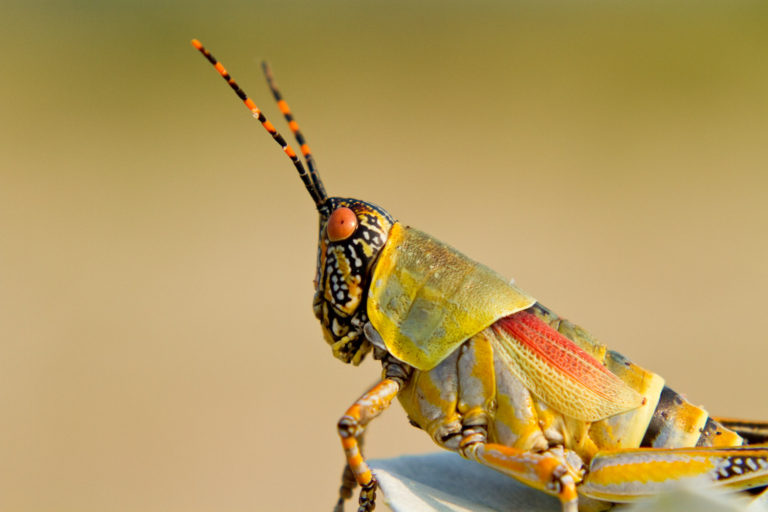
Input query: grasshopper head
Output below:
<box><xmin>190</xmin><ymin>41</ymin><xmax>395</xmax><ymax>364</ymax></box>
<box><xmin>314</xmin><ymin>197</ymin><xmax>394</xmax><ymax>364</ymax></box>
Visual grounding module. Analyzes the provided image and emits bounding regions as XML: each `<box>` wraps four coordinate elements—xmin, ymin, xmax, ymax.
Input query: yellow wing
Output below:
<box><xmin>489</xmin><ymin>310</ymin><xmax>645</xmax><ymax>422</ymax></box>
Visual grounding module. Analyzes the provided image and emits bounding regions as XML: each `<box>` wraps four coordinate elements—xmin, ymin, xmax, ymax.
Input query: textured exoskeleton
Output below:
<box><xmin>192</xmin><ymin>40</ymin><xmax>768</xmax><ymax>512</ymax></box>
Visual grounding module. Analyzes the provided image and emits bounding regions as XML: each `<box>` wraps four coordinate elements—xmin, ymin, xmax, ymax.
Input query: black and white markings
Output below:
<box><xmin>715</xmin><ymin>454</ymin><xmax>768</xmax><ymax>481</ymax></box>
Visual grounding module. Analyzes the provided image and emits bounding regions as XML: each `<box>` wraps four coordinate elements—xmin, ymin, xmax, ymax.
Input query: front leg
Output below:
<box><xmin>336</xmin><ymin>377</ymin><xmax>402</xmax><ymax>512</ymax></box>
<box><xmin>333</xmin><ymin>442</ymin><xmax>362</xmax><ymax>512</ymax></box>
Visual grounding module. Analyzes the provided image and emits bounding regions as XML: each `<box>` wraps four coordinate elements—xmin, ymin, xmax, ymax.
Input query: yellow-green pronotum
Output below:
<box><xmin>191</xmin><ymin>39</ymin><xmax>768</xmax><ymax>512</ymax></box>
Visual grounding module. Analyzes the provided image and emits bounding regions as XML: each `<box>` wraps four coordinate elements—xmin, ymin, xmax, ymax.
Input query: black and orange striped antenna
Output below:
<box><xmin>261</xmin><ymin>61</ymin><xmax>327</xmax><ymax>203</ymax></box>
<box><xmin>191</xmin><ymin>39</ymin><xmax>327</xmax><ymax>207</ymax></box>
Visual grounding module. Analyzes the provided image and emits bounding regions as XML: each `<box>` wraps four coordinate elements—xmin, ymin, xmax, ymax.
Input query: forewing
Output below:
<box><xmin>491</xmin><ymin>310</ymin><xmax>644</xmax><ymax>422</ymax></box>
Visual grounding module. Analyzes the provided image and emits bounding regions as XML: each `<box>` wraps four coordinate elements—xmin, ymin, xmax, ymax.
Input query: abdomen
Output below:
<box><xmin>396</xmin><ymin>303</ymin><xmax>743</xmax><ymax>463</ymax></box>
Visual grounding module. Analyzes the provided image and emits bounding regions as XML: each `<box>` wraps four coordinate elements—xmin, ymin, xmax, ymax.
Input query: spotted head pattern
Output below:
<box><xmin>192</xmin><ymin>40</ymin><xmax>394</xmax><ymax>364</ymax></box>
<box><xmin>314</xmin><ymin>198</ymin><xmax>393</xmax><ymax>364</ymax></box>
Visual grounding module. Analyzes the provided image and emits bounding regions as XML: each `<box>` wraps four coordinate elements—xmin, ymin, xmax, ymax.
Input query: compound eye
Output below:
<box><xmin>327</xmin><ymin>207</ymin><xmax>358</xmax><ymax>242</ymax></box>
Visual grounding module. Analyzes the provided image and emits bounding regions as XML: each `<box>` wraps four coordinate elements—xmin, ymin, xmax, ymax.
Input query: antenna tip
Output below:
<box><xmin>191</xmin><ymin>39</ymin><xmax>203</xmax><ymax>49</ymax></box>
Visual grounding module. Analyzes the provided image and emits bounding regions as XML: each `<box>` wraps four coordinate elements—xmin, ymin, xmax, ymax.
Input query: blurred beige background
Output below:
<box><xmin>2</xmin><ymin>1</ymin><xmax>767</xmax><ymax>511</ymax></box>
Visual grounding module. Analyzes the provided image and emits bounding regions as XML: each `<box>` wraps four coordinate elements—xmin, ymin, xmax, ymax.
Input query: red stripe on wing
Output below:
<box><xmin>495</xmin><ymin>310</ymin><xmax>618</xmax><ymax>400</ymax></box>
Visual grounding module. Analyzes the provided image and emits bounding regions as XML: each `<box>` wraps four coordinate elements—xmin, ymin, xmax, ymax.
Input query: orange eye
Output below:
<box><xmin>327</xmin><ymin>207</ymin><xmax>358</xmax><ymax>242</ymax></box>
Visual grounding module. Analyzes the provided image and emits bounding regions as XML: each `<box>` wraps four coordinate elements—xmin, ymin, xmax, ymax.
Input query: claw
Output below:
<box><xmin>357</xmin><ymin>478</ymin><xmax>377</xmax><ymax>512</ymax></box>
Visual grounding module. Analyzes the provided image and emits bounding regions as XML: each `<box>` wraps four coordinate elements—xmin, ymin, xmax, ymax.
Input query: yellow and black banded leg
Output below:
<box><xmin>459</xmin><ymin>431</ymin><xmax>582</xmax><ymax>512</ymax></box>
<box><xmin>579</xmin><ymin>445</ymin><xmax>768</xmax><ymax>503</ymax></box>
<box><xmin>333</xmin><ymin>434</ymin><xmax>364</xmax><ymax>512</ymax></box>
<box><xmin>337</xmin><ymin>378</ymin><xmax>401</xmax><ymax>512</ymax></box>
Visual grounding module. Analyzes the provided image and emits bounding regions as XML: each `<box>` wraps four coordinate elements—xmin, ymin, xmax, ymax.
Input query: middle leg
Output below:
<box><xmin>456</xmin><ymin>332</ymin><xmax>584</xmax><ymax>512</ymax></box>
<box><xmin>459</xmin><ymin>432</ymin><xmax>584</xmax><ymax>512</ymax></box>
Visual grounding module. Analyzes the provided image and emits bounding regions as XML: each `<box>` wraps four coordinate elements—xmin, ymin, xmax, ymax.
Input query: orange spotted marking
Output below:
<box><xmin>482</xmin><ymin>451</ymin><xmax>529</xmax><ymax>475</ymax></box>
<box><xmin>559</xmin><ymin>482</ymin><xmax>578</xmax><ymax>503</ymax></box>
<box><xmin>244</xmin><ymin>98</ymin><xmax>258</xmax><ymax>112</ymax></box>
<box><xmin>262</xmin><ymin>120</ymin><xmax>276</xmax><ymax>133</ymax></box>
<box><xmin>535</xmin><ymin>456</ymin><xmax>563</xmax><ymax>483</ymax></box>
<box><xmin>358</xmin><ymin>468</ymin><xmax>372</xmax><ymax>483</ymax></box>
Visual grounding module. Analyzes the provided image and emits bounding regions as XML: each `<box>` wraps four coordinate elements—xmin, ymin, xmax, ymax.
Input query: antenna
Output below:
<box><xmin>261</xmin><ymin>61</ymin><xmax>327</xmax><ymax>203</ymax></box>
<box><xmin>191</xmin><ymin>39</ymin><xmax>327</xmax><ymax>207</ymax></box>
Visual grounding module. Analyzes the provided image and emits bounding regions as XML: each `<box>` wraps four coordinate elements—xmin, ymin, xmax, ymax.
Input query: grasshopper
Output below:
<box><xmin>191</xmin><ymin>40</ymin><xmax>768</xmax><ymax>512</ymax></box>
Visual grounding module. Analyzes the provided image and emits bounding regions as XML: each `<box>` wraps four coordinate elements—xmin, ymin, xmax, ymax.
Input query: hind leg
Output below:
<box><xmin>579</xmin><ymin>445</ymin><xmax>768</xmax><ymax>503</ymax></box>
